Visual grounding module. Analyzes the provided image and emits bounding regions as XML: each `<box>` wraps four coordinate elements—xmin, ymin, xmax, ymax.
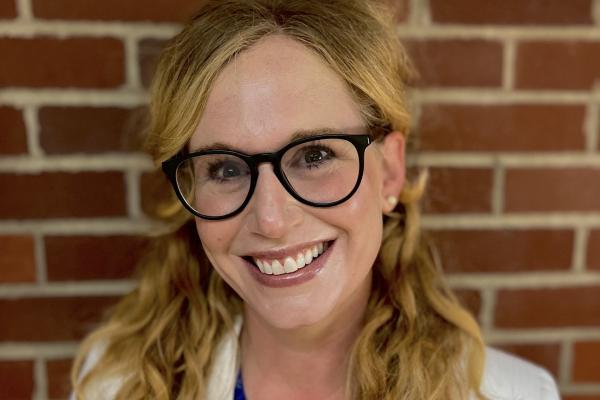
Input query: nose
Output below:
<box><xmin>245</xmin><ymin>163</ymin><xmax>302</xmax><ymax>238</ymax></box>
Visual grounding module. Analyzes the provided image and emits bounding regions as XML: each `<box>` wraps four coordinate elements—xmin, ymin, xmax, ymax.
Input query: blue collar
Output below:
<box><xmin>234</xmin><ymin>369</ymin><xmax>246</xmax><ymax>400</ymax></box>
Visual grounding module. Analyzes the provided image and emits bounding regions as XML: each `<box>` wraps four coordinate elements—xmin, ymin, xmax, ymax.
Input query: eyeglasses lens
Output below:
<box><xmin>175</xmin><ymin>137</ymin><xmax>360</xmax><ymax>218</ymax></box>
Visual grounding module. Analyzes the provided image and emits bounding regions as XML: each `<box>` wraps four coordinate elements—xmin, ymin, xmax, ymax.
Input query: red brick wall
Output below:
<box><xmin>0</xmin><ymin>0</ymin><xmax>599</xmax><ymax>398</ymax></box>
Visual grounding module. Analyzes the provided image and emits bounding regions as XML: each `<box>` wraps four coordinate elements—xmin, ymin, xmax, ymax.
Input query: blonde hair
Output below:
<box><xmin>72</xmin><ymin>1</ymin><xmax>486</xmax><ymax>399</ymax></box>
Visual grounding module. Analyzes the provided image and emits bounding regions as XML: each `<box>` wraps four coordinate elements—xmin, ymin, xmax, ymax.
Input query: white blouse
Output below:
<box><xmin>74</xmin><ymin>318</ymin><xmax>561</xmax><ymax>400</ymax></box>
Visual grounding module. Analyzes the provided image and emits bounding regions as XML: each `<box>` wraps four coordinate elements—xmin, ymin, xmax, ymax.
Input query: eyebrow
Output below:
<box><xmin>189</xmin><ymin>127</ymin><xmax>345</xmax><ymax>153</ymax></box>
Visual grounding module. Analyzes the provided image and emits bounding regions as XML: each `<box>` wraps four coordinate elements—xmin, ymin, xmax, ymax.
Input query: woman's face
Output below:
<box><xmin>190</xmin><ymin>35</ymin><xmax>404</xmax><ymax>330</ymax></box>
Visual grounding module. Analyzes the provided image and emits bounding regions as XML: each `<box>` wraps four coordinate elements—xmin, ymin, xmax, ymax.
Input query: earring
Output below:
<box><xmin>386</xmin><ymin>195</ymin><xmax>398</xmax><ymax>207</ymax></box>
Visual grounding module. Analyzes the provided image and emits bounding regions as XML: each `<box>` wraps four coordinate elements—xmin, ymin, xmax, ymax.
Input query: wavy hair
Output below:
<box><xmin>72</xmin><ymin>1</ymin><xmax>486</xmax><ymax>399</ymax></box>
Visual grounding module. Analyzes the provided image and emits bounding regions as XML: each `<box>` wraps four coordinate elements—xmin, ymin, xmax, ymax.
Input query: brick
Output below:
<box><xmin>493</xmin><ymin>343</ymin><xmax>560</xmax><ymax>377</ymax></box>
<box><xmin>505</xmin><ymin>168</ymin><xmax>600</xmax><ymax>212</ymax></box>
<box><xmin>430</xmin><ymin>0</ymin><xmax>593</xmax><ymax>25</ymax></box>
<box><xmin>39</xmin><ymin>106</ymin><xmax>142</xmax><ymax>154</ymax></box>
<box><xmin>455</xmin><ymin>289</ymin><xmax>481</xmax><ymax>321</ymax></box>
<box><xmin>47</xmin><ymin>358</ymin><xmax>72</xmax><ymax>399</ymax></box>
<box><xmin>0</xmin><ymin>235</ymin><xmax>36</xmax><ymax>283</ymax></box>
<box><xmin>588</xmin><ymin>230</ymin><xmax>600</xmax><ymax>270</ymax></box>
<box><xmin>0</xmin><ymin>296</ymin><xmax>118</xmax><ymax>341</ymax></box>
<box><xmin>0</xmin><ymin>172</ymin><xmax>127</xmax><ymax>219</ymax></box>
<box><xmin>430</xmin><ymin>229</ymin><xmax>573</xmax><ymax>273</ymax></box>
<box><xmin>140</xmin><ymin>169</ymin><xmax>175</xmax><ymax>219</ymax></box>
<box><xmin>0</xmin><ymin>0</ymin><xmax>16</xmax><ymax>19</ymax></box>
<box><xmin>404</xmin><ymin>40</ymin><xmax>502</xmax><ymax>88</ymax></box>
<box><xmin>495</xmin><ymin>286</ymin><xmax>600</xmax><ymax>328</ymax></box>
<box><xmin>423</xmin><ymin>168</ymin><xmax>493</xmax><ymax>214</ymax></box>
<box><xmin>0</xmin><ymin>37</ymin><xmax>124</xmax><ymax>88</ymax></box>
<box><xmin>382</xmin><ymin>0</ymin><xmax>409</xmax><ymax>22</ymax></box>
<box><xmin>0</xmin><ymin>106</ymin><xmax>27</xmax><ymax>154</ymax></box>
<box><xmin>138</xmin><ymin>39</ymin><xmax>167</xmax><ymax>88</ymax></box>
<box><xmin>33</xmin><ymin>0</ymin><xmax>202</xmax><ymax>22</ymax></box>
<box><xmin>516</xmin><ymin>41</ymin><xmax>600</xmax><ymax>90</ymax></box>
<box><xmin>0</xmin><ymin>361</ymin><xmax>34</xmax><ymax>399</ymax></box>
<box><xmin>417</xmin><ymin>104</ymin><xmax>586</xmax><ymax>152</ymax></box>
<box><xmin>573</xmin><ymin>341</ymin><xmax>600</xmax><ymax>382</ymax></box>
<box><xmin>45</xmin><ymin>235</ymin><xmax>148</xmax><ymax>281</ymax></box>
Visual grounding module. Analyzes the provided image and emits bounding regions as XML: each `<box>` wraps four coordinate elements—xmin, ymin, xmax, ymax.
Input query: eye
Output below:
<box><xmin>306</xmin><ymin>148</ymin><xmax>328</xmax><ymax>162</ymax></box>
<box><xmin>299</xmin><ymin>145</ymin><xmax>335</xmax><ymax>168</ymax></box>
<box><xmin>207</xmin><ymin>160</ymin><xmax>248</xmax><ymax>182</ymax></box>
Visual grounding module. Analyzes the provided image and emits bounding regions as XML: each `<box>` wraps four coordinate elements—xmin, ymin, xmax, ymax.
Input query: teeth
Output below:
<box><xmin>283</xmin><ymin>257</ymin><xmax>298</xmax><ymax>273</ymax></box>
<box><xmin>296</xmin><ymin>253</ymin><xmax>306</xmax><ymax>268</ymax></box>
<box><xmin>271</xmin><ymin>260</ymin><xmax>284</xmax><ymax>275</ymax></box>
<box><xmin>252</xmin><ymin>241</ymin><xmax>330</xmax><ymax>276</ymax></box>
<box><xmin>304</xmin><ymin>248</ymin><xmax>313</xmax><ymax>264</ymax></box>
<box><xmin>262</xmin><ymin>260</ymin><xmax>273</xmax><ymax>275</ymax></box>
<box><xmin>256</xmin><ymin>259</ymin><xmax>265</xmax><ymax>273</ymax></box>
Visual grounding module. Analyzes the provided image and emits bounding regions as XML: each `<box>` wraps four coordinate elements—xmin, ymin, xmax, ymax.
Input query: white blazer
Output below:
<box><xmin>74</xmin><ymin>319</ymin><xmax>561</xmax><ymax>400</ymax></box>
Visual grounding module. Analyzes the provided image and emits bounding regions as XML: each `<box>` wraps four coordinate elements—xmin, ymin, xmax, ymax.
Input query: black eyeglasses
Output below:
<box><xmin>162</xmin><ymin>133</ymin><xmax>375</xmax><ymax>220</ymax></box>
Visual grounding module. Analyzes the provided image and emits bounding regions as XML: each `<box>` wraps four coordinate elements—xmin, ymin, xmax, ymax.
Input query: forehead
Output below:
<box><xmin>190</xmin><ymin>35</ymin><xmax>365</xmax><ymax>153</ymax></box>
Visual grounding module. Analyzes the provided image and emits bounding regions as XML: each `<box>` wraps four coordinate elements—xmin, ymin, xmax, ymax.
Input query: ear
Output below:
<box><xmin>379</xmin><ymin>131</ymin><xmax>406</xmax><ymax>213</ymax></box>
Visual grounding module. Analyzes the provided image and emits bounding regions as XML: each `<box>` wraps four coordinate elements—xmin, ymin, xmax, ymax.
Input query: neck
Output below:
<box><xmin>240</xmin><ymin>275</ymin><xmax>371</xmax><ymax>400</ymax></box>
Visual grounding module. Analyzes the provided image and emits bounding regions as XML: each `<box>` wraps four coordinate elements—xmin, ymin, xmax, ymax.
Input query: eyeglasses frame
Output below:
<box><xmin>162</xmin><ymin>133</ymin><xmax>376</xmax><ymax>220</ymax></box>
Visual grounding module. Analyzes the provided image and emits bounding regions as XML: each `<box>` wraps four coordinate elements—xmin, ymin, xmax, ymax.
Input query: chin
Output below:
<box><xmin>248</xmin><ymin>296</ymin><xmax>339</xmax><ymax>331</ymax></box>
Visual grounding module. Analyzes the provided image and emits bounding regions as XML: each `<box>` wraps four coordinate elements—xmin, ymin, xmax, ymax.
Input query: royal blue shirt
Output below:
<box><xmin>234</xmin><ymin>370</ymin><xmax>246</xmax><ymax>400</ymax></box>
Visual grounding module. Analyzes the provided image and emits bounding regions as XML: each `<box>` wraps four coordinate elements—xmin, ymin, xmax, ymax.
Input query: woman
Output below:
<box><xmin>72</xmin><ymin>1</ymin><xmax>560</xmax><ymax>399</ymax></box>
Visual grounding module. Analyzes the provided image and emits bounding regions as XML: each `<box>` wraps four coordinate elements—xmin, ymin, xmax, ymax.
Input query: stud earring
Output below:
<box><xmin>386</xmin><ymin>195</ymin><xmax>398</xmax><ymax>207</ymax></box>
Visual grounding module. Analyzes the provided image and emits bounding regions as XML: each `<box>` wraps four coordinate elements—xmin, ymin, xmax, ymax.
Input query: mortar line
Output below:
<box><xmin>423</xmin><ymin>214</ymin><xmax>600</xmax><ymax>229</ymax></box>
<box><xmin>124</xmin><ymin>35</ymin><xmax>142</xmax><ymax>90</ymax></box>
<box><xmin>502</xmin><ymin>39</ymin><xmax>516</xmax><ymax>91</ymax></box>
<box><xmin>491</xmin><ymin>160</ymin><xmax>504</xmax><ymax>215</ymax></box>
<box><xmin>410</xmin><ymin>152</ymin><xmax>600</xmax><ymax>167</ymax></box>
<box><xmin>34</xmin><ymin>232</ymin><xmax>48</xmax><ymax>284</ymax></box>
<box><xmin>0</xmin><ymin>20</ymin><xmax>180</xmax><ymax>38</ymax></box>
<box><xmin>586</xmin><ymin>102</ymin><xmax>599</xmax><ymax>152</ymax></box>
<box><xmin>479</xmin><ymin>288</ymin><xmax>496</xmax><ymax>336</ymax></box>
<box><xmin>572</xmin><ymin>227</ymin><xmax>589</xmax><ymax>273</ymax></box>
<box><xmin>559</xmin><ymin>340</ymin><xmax>574</xmax><ymax>386</ymax></box>
<box><xmin>0</xmin><ymin>281</ymin><xmax>136</xmax><ymax>298</ymax></box>
<box><xmin>2</xmin><ymin>88</ymin><xmax>597</xmax><ymax>107</ymax></box>
<box><xmin>15</xmin><ymin>0</ymin><xmax>32</xmax><ymax>21</ymax></box>
<box><xmin>0</xmin><ymin>154</ymin><xmax>153</xmax><ymax>172</ymax></box>
<box><xmin>446</xmin><ymin>272</ymin><xmax>600</xmax><ymax>289</ymax></box>
<box><xmin>2</xmin><ymin>20</ymin><xmax>600</xmax><ymax>39</ymax></box>
<box><xmin>411</xmin><ymin>89</ymin><xmax>594</xmax><ymax>104</ymax></box>
<box><xmin>484</xmin><ymin>329</ymin><xmax>600</xmax><ymax>343</ymax></box>
<box><xmin>396</xmin><ymin>25</ymin><xmax>600</xmax><ymax>40</ymax></box>
<box><xmin>126</xmin><ymin>170</ymin><xmax>142</xmax><ymax>219</ymax></box>
<box><xmin>409</xmin><ymin>0</ymin><xmax>430</xmax><ymax>26</ymax></box>
<box><xmin>0</xmin><ymin>219</ymin><xmax>164</xmax><ymax>235</ymax></box>
<box><xmin>3</xmin><ymin>215</ymin><xmax>600</xmax><ymax>232</ymax></box>
<box><xmin>23</xmin><ymin>105</ymin><xmax>43</xmax><ymax>157</ymax></box>
<box><xmin>593</xmin><ymin>0</ymin><xmax>600</xmax><ymax>25</ymax></box>
<box><xmin>0</xmin><ymin>89</ymin><xmax>149</xmax><ymax>108</ymax></box>
<box><xmin>561</xmin><ymin>384</ymin><xmax>600</xmax><ymax>394</ymax></box>
<box><xmin>33</xmin><ymin>357</ymin><xmax>48</xmax><ymax>400</ymax></box>
<box><xmin>0</xmin><ymin>343</ymin><xmax>79</xmax><ymax>360</ymax></box>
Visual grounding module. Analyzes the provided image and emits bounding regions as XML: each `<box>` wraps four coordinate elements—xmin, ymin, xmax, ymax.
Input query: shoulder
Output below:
<box><xmin>480</xmin><ymin>346</ymin><xmax>560</xmax><ymax>400</ymax></box>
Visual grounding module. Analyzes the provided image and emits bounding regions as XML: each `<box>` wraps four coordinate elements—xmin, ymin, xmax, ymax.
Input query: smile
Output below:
<box><xmin>243</xmin><ymin>240</ymin><xmax>334</xmax><ymax>276</ymax></box>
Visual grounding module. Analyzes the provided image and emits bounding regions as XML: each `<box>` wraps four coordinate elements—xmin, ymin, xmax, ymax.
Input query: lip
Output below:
<box><xmin>242</xmin><ymin>239</ymin><xmax>336</xmax><ymax>288</ymax></box>
<box><xmin>242</xmin><ymin>238</ymin><xmax>333</xmax><ymax>260</ymax></box>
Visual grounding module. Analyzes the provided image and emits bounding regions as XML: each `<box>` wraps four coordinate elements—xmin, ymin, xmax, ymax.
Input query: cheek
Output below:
<box><xmin>318</xmin><ymin>162</ymin><xmax>384</xmax><ymax>239</ymax></box>
<box><xmin>194</xmin><ymin>219</ymin><xmax>234</xmax><ymax>257</ymax></box>
<box><xmin>347</xmin><ymin>159</ymin><xmax>385</xmax><ymax>216</ymax></box>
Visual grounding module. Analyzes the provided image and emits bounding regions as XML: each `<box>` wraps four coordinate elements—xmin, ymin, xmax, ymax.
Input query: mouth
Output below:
<box><xmin>242</xmin><ymin>239</ymin><xmax>335</xmax><ymax>276</ymax></box>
